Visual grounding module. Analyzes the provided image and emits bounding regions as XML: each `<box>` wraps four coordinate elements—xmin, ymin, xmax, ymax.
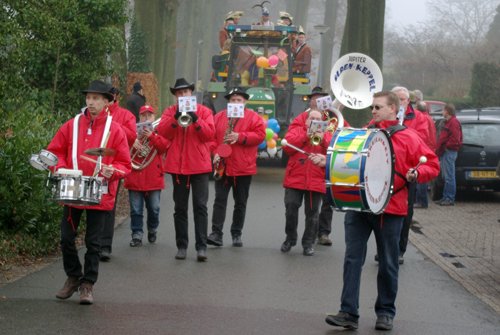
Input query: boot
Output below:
<box><xmin>56</xmin><ymin>276</ymin><xmax>80</xmax><ymax>299</ymax></box>
<box><xmin>79</xmin><ymin>282</ymin><xmax>94</xmax><ymax>305</ymax></box>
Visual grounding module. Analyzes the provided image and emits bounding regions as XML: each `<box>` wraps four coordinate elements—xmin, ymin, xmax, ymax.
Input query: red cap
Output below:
<box><xmin>139</xmin><ymin>105</ymin><xmax>155</xmax><ymax>114</ymax></box>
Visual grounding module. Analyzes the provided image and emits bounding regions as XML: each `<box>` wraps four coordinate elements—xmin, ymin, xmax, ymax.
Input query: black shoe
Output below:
<box><xmin>439</xmin><ymin>199</ymin><xmax>455</xmax><ymax>206</ymax></box>
<box><xmin>232</xmin><ymin>236</ymin><xmax>243</xmax><ymax>247</ymax></box>
<box><xmin>129</xmin><ymin>238</ymin><xmax>142</xmax><ymax>247</ymax></box>
<box><xmin>207</xmin><ymin>233</ymin><xmax>223</xmax><ymax>247</ymax></box>
<box><xmin>175</xmin><ymin>249</ymin><xmax>187</xmax><ymax>260</ymax></box>
<box><xmin>148</xmin><ymin>232</ymin><xmax>157</xmax><ymax>243</ymax></box>
<box><xmin>280</xmin><ymin>240</ymin><xmax>295</xmax><ymax>253</ymax></box>
<box><xmin>197</xmin><ymin>249</ymin><xmax>207</xmax><ymax>262</ymax></box>
<box><xmin>374</xmin><ymin>254</ymin><xmax>379</xmax><ymax>262</ymax></box>
<box><xmin>303</xmin><ymin>247</ymin><xmax>315</xmax><ymax>256</ymax></box>
<box><xmin>99</xmin><ymin>250</ymin><xmax>111</xmax><ymax>262</ymax></box>
<box><xmin>325</xmin><ymin>312</ymin><xmax>359</xmax><ymax>329</ymax></box>
<box><xmin>375</xmin><ymin>315</ymin><xmax>394</xmax><ymax>330</ymax></box>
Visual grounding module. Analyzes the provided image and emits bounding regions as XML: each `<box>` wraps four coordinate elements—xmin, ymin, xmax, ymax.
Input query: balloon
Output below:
<box><xmin>267</xmin><ymin>139</ymin><xmax>277</xmax><ymax>149</ymax></box>
<box><xmin>256</xmin><ymin>56</ymin><xmax>269</xmax><ymax>68</ymax></box>
<box><xmin>265</xmin><ymin>128</ymin><xmax>274</xmax><ymax>140</ymax></box>
<box><xmin>267</xmin><ymin>147</ymin><xmax>277</xmax><ymax>156</ymax></box>
<box><xmin>272</xmin><ymin>132</ymin><xmax>278</xmax><ymax>140</ymax></box>
<box><xmin>268</xmin><ymin>55</ymin><xmax>279</xmax><ymax>67</ymax></box>
<box><xmin>267</xmin><ymin>118</ymin><xmax>281</xmax><ymax>133</ymax></box>
<box><xmin>258</xmin><ymin>140</ymin><xmax>267</xmax><ymax>150</ymax></box>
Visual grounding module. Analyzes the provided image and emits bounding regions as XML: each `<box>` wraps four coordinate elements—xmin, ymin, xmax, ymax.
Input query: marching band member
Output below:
<box><xmin>322</xmin><ymin>91</ymin><xmax>439</xmax><ymax>330</ymax></box>
<box><xmin>124</xmin><ymin>105</ymin><xmax>170</xmax><ymax>247</ymax></box>
<box><xmin>47</xmin><ymin>80</ymin><xmax>131</xmax><ymax>305</ymax></box>
<box><xmin>99</xmin><ymin>86</ymin><xmax>137</xmax><ymax>262</ymax></box>
<box><xmin>156</xmin><ymin>78</ymin><xmax>215</xmax><ymax>262</ymax></box>
<box><xmin>207</xmin><ymin>87</ymin><xmax>265</xmax><ymax>248</ymax></box>
<box><xmin>281</xmin><ymin>108</ymin><xmax>332</xmax><ymax>257</ymax></box>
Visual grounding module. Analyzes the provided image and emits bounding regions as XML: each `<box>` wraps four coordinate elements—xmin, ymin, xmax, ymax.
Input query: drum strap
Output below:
<box><xmin>72</xmin><ymin>114</ymin><xmax>82</xmax><ymax>170</ymax></box>
<box><xmin>92</xmin><ymin>113</ymin><xmax>113</xmax><ymax>177</ymax></box>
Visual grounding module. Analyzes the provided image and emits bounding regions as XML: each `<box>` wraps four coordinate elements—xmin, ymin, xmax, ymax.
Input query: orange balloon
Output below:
<box><xmin>267</xmin><ymin>139</ymin><xmax>277</xmax><ymax>148</ymax></box>
<box><xmin>256</xmin><ymin>56</ymin><xmax>269</xmax><ymax>68</ymax></box>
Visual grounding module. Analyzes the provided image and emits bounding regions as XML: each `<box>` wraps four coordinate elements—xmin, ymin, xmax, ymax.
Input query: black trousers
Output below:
<box><xmin>99</xmin><ymin>180</ymin><xmax>121</xmax><ymax>253</ymax></box>
<box><xmin>318</xmin><ymin>193</ymin><xmax>333</xmax><ymax>237</ymax></box>
<box><xmin>60</xmin><ymin>206</ymin><xmax>104</xmax><ymax>284</ymax></box>
<box><xmin>399</xmin><ymin>182</ymin><xmax>417</xmax><ymax>255</ymax></box>
<box><xmin>171</xmin><ymin>173</ymin><xmax>209</xmax><ymax>251</ymax></box>
<box><xmin>211</xmin><ymin>175</ymin><xmax>252</xmax><ymax>238</ymax></box>
<box><xmin>284</xmin><ymin>188</ymin><xmax>322</xmax><ymax>248</ymax></box>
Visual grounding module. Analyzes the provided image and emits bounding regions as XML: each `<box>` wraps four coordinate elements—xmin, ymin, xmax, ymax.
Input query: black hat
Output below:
<box><xmin>110</xmin><ymin>87</ymin><xmax>120</xmax><ymax>95</ymax></box>
<box><xmin>170</xmin><ymin>78</ymin><xmax>195</xmax><ymax>95</ymax></box>
<box><xmin>133</xmin><ymin>81</ymin><xmax>143</xmax><ymax>93</ymax></box>
<box><xmin>307</xmin><ymin>86</ymin><xmax>329</xmax><ymax>98</ymax></box>
<box><xmin>82</xmin><ymin>80</ymin><xmax>114</xmax><ymax>101</ymax></box>
<box><xmin>225</xmin><ymin>87</ymin><xmax>249</xmax><ymax>100</ymax></box>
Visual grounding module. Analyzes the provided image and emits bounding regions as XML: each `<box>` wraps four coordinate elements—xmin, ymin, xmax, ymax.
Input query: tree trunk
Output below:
<box><xmin>322</xmin><ymin>0</ymin><xmax>340</xmax><ymax>90</ymax></box>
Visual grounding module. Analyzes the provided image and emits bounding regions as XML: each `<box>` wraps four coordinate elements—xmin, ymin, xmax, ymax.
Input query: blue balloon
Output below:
<box><xmin>267</xmin><ymin>118</ymin><xmax>280</xmax><ymax>133</ymax></box>
<box><xmin>258</xmin><ymin>140</ymin><xmax>267</xmax><ymax>150</ymax></box>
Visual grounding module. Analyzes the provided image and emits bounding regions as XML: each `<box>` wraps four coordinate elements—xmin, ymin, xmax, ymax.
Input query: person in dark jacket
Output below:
<box><xmin>126</xmin><ymin>81</ymin><xmax>146</xmax><ymax>122</ymax></box>
<box><xmin>156</xmin><ymin>78</ymin><xmax>215</xmax><ymax>262</ymax></box>
<box><xmin>435</xmin><ymin>103</ymin><xmax>462</xmax><ymax>206</ymax></box>
<box><xmin>206</xmin><ymin>87</ymin><xmax>265</xmax><ymax>248</ymax></box>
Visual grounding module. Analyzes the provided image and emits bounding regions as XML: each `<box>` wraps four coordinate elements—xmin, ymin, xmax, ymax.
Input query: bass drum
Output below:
<box><xmin>326</xmin><ymin>128</ymin><xmax>394</xmax><ymax>214</ymax></box>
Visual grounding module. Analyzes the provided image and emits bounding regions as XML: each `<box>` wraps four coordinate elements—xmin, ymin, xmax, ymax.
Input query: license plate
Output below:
<box><xmin>468</xmin><ymin>170</ymin><xmax>498</xmax><ymax>179</ymax></box>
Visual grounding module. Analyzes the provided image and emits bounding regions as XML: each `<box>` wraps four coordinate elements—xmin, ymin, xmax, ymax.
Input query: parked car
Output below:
<box><xmin>423</xmin><ymin>100</ymin><xmax>446</xmax><ymax>119</ymax></box>
<box><xmin>430</xmin><ymin>114</ymin><xmax>500</xmax><ymax>200</ymax></box>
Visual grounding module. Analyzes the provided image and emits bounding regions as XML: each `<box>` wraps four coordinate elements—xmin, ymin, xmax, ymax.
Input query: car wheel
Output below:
<box><xmin>430</xmin><ymin>177</ymin><xmax>444</xmax><ymax>201</ymax></box>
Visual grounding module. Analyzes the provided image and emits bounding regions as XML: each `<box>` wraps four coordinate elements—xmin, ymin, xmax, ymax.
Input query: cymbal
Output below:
<box><xmin>84</xmin><ymin>147</ymin><xmax>116</xmax><ymax>157</ymax></box>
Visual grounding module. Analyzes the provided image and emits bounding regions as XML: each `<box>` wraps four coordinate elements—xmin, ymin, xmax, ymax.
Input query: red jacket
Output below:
<box><xmin>108</xmin><ymin>101</ymin><xmax>137</xmax><ymax>148</ymax></box>
<box><xmin>47</xmin><ymin>109</ymin><xmax>132</xmax><ymax>211</ymax></box>
<box><xmin>156</xmin><ymin>103</ymin><xmax>215</xmax><ymax>175</ymax></box>
<box><xmin>282</xmin><ymin>117</ymin><xmax>332</xmax><ymax>193</ymax></box>
<box><xmin>420</xmin><ymin>110</ymin><xmax>437</xmax><ymax>151</ymax></box>
<box><xmin>402</xmin><ymin>104</ymin><xmax>431</xmax><ymax>144</ymax></box>
<box><xmin>436</xmin><ymin>115</ymin><xmax>462</xmax><ymax>156</ymax></box>
<box><xmin>289</xmin><ymin>110</ymin><xmax>351</xmax><ymax>134</ymax></box>
<box><xmin>124</xmin><ymin>132</ymin><xmax>170</xmax><ymax>191</ymax></box>
<box><xmin>374</xmin><ymin>120</ymin><xmax>440</xmax><ymax>216</ymax></box>
<box><xmin>210</xmin><ymin>108</ymin><xmax>265</xmax><ymax>176</ymax></box>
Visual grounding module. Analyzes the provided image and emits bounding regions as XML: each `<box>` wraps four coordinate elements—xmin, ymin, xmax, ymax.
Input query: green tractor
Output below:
<box><xmin>204</xmin><ymin>24</ymin><xmax>311</xmax><ymax>165</ymax></box>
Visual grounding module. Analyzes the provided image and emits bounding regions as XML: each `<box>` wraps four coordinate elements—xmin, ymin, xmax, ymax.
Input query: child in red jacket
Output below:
<box><xmin>124</xmin><ymin>105</ymin><xmax>170</xmax><ymax>246</ymax></box>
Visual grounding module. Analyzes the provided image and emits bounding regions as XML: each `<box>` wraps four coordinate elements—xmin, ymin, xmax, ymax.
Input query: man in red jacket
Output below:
<box><xmin>206</xmin><ymin>87</ymin><xmax>265</xmax><ymax>247</ymax></box>
<box><xmin>324</xmin><ymin>91</ymin><xmax>439</xmax><ymax>331</ymax></box>
<box><xmin>47</xmin><ymin>80</ymin><xmax>132</xmax><ymax>305</ymax></box>
<box><xmin>390</xmin><ymin>86</ymin><xmax>432</xmax><ymax>264</ymax></box>
<box><xmin>281</xmin><ymin>109</ymin><xmax>332</xmax><ymax>256</ymax></box>
<box><xmin>99</xmin><ymin>86</ymin><xmax>137</xmax><ymax>262</ymax></box>
<box><xmin>436</xmin><ymin>103</ymin><xmax>462</xmax><ymax>206</ymax></box>
<box><xmin>125</xmin><ymin>105</ymin><xmax>170</xmax><ymax>247</ymax></box>
<box><xmin>156</xmin><ymin>78</ymin><xmax>215</xmax><ymax>262</ymax></box>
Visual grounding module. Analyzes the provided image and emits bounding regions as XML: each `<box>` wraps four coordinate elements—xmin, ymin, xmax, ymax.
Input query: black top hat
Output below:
<box><xmin>307</xmin><ymin>86</ymin><xmax>329</xmax><ymax>98</ymax></box>
<box><xmin>224</xmin><ymin>87</ymin><xmax>249</xmax><ymax>100</ymax></box>
<box><xmin>170</xmin><ymin>78</ymin><xmax>195</xmax><ymax>94</ymax></box>
<box><xmin>82</xmin><ymin>80</ymin><xmax>114</xmax><ymax>101</ymax></box>
<box><xmin>133</xmin><ymin>82</ymin><xmax>143</xmax><ymax>93</ymax></box>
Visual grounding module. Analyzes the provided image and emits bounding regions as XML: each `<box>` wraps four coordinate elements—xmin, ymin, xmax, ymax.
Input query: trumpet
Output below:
<box><xmin>310</xmin><ymin>133</ymin><xmax>323</xmax><ymax>146</ymax></box>
<box><xmin>130</xmin><ymin>119</ymin><xmax>161</xmax><ymax>170</ymax></box>
<box><xmin>178</xmin><ymin>111</ymin><xmax>192</xmax><ymax>127</ymax></box>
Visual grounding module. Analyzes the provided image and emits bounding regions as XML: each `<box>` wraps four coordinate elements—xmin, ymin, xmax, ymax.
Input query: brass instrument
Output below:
<box><xmin>178</xmin><ymin>111</ymin><xmax>192</xmax><ymax>127</ymax></box>
<box><xmin>213</xmin><ymin>118</ymin><xmax>235</xmax><ymax>180</ymax></box>
<box><xmin>130</xmin><ymin>119</ymin><xmax>161</xmax><ymax>170</ymax></box>
<box><xmin>310</xmin><ymin>133</ymin><xmax>322</xmax><ymax>146</ymax></box>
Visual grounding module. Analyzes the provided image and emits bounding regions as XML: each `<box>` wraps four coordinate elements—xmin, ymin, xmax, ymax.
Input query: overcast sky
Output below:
<box><xmin>386</xmin><ymin>0</ymin><xmax>428</xmax><ymax>29</ymax></box>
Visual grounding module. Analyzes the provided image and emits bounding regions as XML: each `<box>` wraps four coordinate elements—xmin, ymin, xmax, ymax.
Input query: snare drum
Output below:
<box><xmin>326</xmin><ymin>128</ymin><xmax>394</xmax><ymax>214</ymax></box>
<box><xmin>49</xmin><ymin>173</ymin><xmax>102</xmax><ymax>206</ymax></box>
<box><xmin>39</xmin><ymin>149</ymin><xmax>58</xmax><ymax>167</ymax></box>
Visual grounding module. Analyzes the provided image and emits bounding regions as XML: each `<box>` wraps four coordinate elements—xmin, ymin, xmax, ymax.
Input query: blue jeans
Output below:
<box><xmin>340</xmin><ymin>211</ymin><xmax>403</xmax><ymax>318</ymax></box>
<box><xmin>441</xmin><ymin>150</ymin><xmax>458</xmax><ymax>202</ymax></box>
<box><xmin>129</xmin><ymin>190</ymin><xmax>162</xmax><ymax>239</ymax></box>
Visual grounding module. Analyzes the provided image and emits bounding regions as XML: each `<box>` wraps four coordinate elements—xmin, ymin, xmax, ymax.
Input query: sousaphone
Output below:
<box><xmin>330</xmin><ymin>52</ymin><xmax>383</xmax><ymax>109</ymax></box>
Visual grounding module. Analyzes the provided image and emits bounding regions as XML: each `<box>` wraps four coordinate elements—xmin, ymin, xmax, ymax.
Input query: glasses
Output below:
<box><xmin>371</xmin><ymin>105</ymin><xmax>386</xmax><ymax>110</ymax></box>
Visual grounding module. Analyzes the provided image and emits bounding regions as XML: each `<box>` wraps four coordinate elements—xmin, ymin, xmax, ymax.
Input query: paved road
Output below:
<box><xmin>0</xmin><ymin>168</ymin><xmax>499</xmax><ymax>334</ymax></box>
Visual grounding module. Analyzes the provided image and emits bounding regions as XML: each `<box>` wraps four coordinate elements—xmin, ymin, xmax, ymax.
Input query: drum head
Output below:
<box><xmin>362</xmin><ymin>130</ymin><xmax>394</xmax><ymax>214</ymax></box>
<box><xmin>39</xmin><ymin>149</ymin><xmax>58</xmax><ymax>166</ymax></box>
<box><xmin>29</xmin><ymin>154</ymin><xmax>48</xmax><ymax>171</ymax></box>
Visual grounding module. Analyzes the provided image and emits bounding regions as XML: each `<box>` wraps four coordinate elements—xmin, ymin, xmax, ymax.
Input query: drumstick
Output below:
<box><xmin>80</xmin><ymin>155</ymin><xmax>126</xmax><ymax>174</ymax></box>
<box><xmin>412</xmin><ymin>156</ymin><xmax>427</xmax><ymax>172</ymax></box>
<box><xmin>281</xmin><ymin>139</ymin><xmax>310</xmax><ymax>156</ymax></box>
